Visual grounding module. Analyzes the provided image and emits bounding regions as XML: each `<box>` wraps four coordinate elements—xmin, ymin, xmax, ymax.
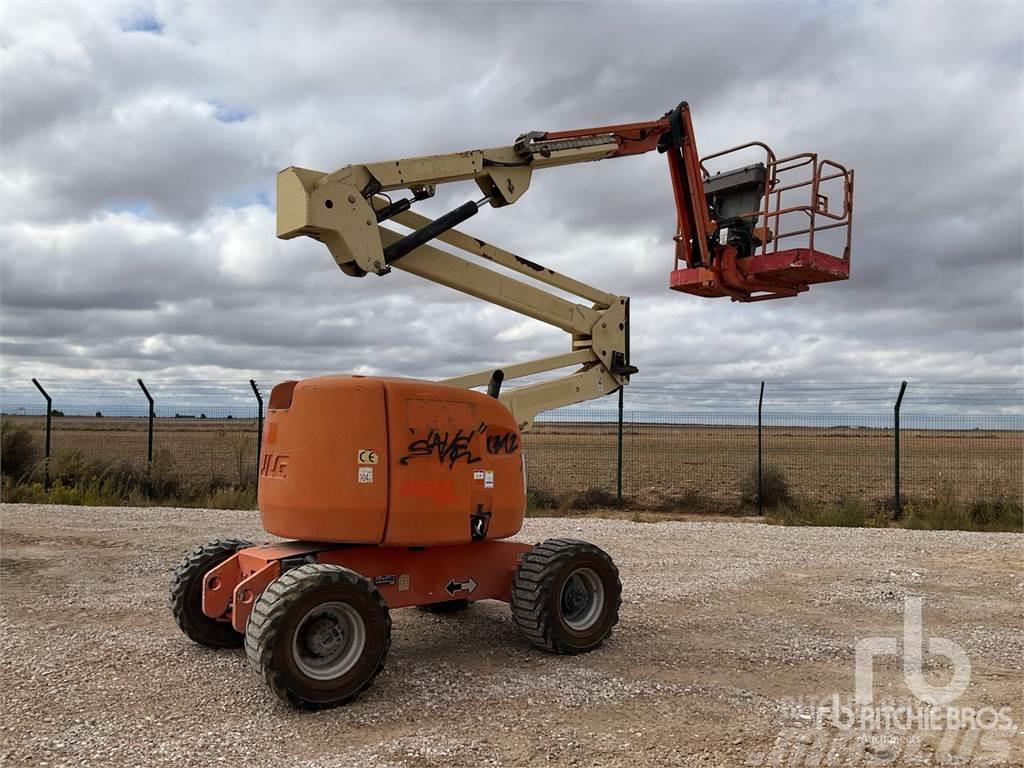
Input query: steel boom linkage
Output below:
<box><xmin>276</xmin><ymin>101</ymin><xmax>854</xmax><ymax>428</ymax></box>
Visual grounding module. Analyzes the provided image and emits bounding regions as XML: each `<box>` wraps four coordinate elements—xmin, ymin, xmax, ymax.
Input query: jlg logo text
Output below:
<box><xmin>260</xmin><ymin>454</ymin><xmax>290</xmax><ymax>478</ymax></box>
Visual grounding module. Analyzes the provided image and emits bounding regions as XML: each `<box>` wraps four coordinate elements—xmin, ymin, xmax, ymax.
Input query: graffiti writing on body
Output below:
<box><xmin>485</xmin><ymin>430</ymin><xmax>519</xmax><ymax>456</ymax></box>
<box><xmin>400</xmin><ymin>423</ymin><xmax>519</xmax><ymax>470</ymax></box>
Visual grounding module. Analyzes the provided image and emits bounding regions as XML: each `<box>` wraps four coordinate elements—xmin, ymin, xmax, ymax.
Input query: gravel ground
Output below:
<box><xmin>1</xmin><ymin>504</ymin><xmax>1021</xmax><ymax>767</ymax></box>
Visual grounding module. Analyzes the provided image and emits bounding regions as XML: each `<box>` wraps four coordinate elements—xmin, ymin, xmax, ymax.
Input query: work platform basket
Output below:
<box><xmin>670</xmin><ymin>142</ymin><xmax>854</xmax><ymax>302</ymax></box>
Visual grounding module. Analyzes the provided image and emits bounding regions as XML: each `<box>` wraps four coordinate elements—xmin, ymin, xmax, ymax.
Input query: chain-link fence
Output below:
<box><xmin>2</xmin><ymin>382</ymin><xmax>1022</xmax><ymax>511</ymax></box>
<box><xmin>521</xmin><ymin>410</ymin><xmax>1023</xmax><ymax>510</ymax></box>
<box><xmin>3</xmin><ymin>406</ymin><xmax>261</xmax><ymax>490</ymax></box>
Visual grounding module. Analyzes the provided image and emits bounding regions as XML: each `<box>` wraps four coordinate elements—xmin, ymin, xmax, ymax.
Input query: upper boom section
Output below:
<box><xmin>277</xmin><ymin>103</ymin><xmax>705</xmax><ymax>278</ymax></box>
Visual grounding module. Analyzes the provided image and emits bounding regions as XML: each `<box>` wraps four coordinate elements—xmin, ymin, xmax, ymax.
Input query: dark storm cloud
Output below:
<box><xmin>1</xmin><ymin>0</ymin><xmax>1021</xmax><ymax>399</ymax></box>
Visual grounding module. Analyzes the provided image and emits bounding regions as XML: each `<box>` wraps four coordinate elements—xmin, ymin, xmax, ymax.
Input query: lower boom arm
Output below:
<box><xmin>375</xmin><ymin>201</ymin><xmax>633</xmax><ymax>429</ymax></box>
<box><xmin>278</xmin><ymin>164</ymin><xmax>635</xmax><ymax>429</ymax></box>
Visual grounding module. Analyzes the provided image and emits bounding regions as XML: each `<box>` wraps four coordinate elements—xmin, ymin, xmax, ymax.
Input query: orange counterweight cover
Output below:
<box><xmin>258</xmin><ymin>376</ymin><xmax>525</xmax><ymax>546</ymax></box>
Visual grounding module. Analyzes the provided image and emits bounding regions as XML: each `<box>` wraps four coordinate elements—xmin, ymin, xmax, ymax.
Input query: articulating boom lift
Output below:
<box><xmin>169</xmin><ymin>103</ymin><xmax>854</xmax><ymax>708</ymax></box>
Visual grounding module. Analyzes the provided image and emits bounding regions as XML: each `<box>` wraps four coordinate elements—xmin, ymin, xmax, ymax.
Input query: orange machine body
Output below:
<box><xmin>258</xmin><ymin>375</ymin><xmax>525</xmax><ymax>546</ymax></box>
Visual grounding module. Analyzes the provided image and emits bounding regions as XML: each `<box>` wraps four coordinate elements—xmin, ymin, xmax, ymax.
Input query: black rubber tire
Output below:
<box><xmin>510</xmin><ymin>538</ymin><xmax>621</xmax><ymax>654</ymax></box>
<box><xmin>245</xmin><ymin>563</ymin><xmax>391</xmax><ymax>709</ymax></box>
<box><xmin>418</xmin><ymin>599</ymin><xmax>471</xmax><ymax>614</ymax></box>
<box><xmin>168</xmin><ymin>537</ymin><xmax>252</xmax><ymax>648</ymax></box>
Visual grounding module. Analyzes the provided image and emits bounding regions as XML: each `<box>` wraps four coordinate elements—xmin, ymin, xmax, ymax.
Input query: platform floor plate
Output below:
<box><xmin>670</xmin><ymin>248</ymin><xmax>849</xmax><ymax>298</ymax></box>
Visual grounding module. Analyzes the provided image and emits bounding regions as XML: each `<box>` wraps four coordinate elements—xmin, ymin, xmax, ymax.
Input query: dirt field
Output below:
<box><xmin>5</xmin><ymin>415</ymin><xmax>1022</xmax><ymax>507</ymax></box>
<box><xmin>526</xmin><ymin>423</ymin><xmax>1023</xmax><ymax>507</ymax></box>
<box><xmin>1</xmin><ymin>504</ymin><xmax>1020</xmax><ymax>767</ymax></box>
<box><xmin>4</xmin><ymin>414</ymin><xmax>261</xmax><ymax>486</ymax></box>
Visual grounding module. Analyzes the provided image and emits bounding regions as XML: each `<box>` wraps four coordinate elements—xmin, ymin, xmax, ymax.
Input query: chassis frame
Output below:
<box><xmin>202</xmin><ymin>540</ymin><xmax>534</xmax><ymax>633</ymax></box>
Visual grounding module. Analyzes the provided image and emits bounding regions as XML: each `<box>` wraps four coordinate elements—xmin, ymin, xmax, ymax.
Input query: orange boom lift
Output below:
<box><xmin>169</xmin><ymin>102</ymin><xmax>854</xmax><ymax>708</ymax></box>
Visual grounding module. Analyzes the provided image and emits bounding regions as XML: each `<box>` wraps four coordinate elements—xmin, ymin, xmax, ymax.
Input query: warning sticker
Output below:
<box><xmin>357</xmin><ymin>449</ymin><xmax>378</xmax><ymax>465</ymax></box>
<box><xmin>484</xmin><ymin>470</ymin><xmax>494</xmax><ymax>489</ymax></box>
<box><xmin>358</xmin><ymin>467</ymin><xmax>374</xmax><ymax>483</ymax></box>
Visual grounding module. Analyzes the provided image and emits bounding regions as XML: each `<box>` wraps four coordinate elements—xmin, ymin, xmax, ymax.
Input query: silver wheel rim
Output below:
<box><xmin>559</xmin><ymin>566</ymin><xmax>605</xmax><ymax>631</ymax></box>
<box><xmin>291</xmin><ymin>601</ymin><xmax>366</xmax><ymax>681</ymax></box>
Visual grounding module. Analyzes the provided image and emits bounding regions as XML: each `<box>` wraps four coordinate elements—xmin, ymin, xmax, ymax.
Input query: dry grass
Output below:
<box><xmin>6</xmin><ymin>414</ymin><xmax>259</xmax><ymax>486</ymax></box>
<box><xmin>523</xmin><ymin>422</ymin><xmax>1023</xmax><ymax>509</ymax></box>
<box><xmin>4</xmin><ymin>416</ymin><xmax>1022</xmax><ymax>510</ymax></box>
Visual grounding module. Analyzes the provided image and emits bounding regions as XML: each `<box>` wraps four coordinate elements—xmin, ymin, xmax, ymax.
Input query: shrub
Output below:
<box><xmin>0</xmin><ymin>477</ymin><xmax>47</xmax><ymax>503</ymax></box>
<box><xmin>46</xmin><ymin>478</ymin><xmax>125</xmax><ymax>506</ymax></box>
<box><xmin>902</xmin><ymin>489</ymin><xmax>966</xmax><ymax>531</ymax></box>
<box><xmin>565</xmin><ymin>487</ymin><xmax>621</xmax><ymax>510</ymax></box>
<box><xmin>52</xmin><ymin>450</ymin><xmax>112</xmax><ymax>485</ymax></box>
<box><xmin>770</xmin><ymin>490</ymin><xmax>1022</xmax><ymax>533</ymax></box>
<box><xmin>968</xmin><ymin>498</ymin><xmax>1023</xmax><ymax>531</ymax></box>
<box><xmin>818</xmin><ymin>498</ymin><xmax>872</xmax><ymax>527</ymax></box>
<box><xmin>740</xmin><ymin>463</ymin><xmax>791</xmax><ymax>511</ymax></box>
<box><xmin>204</xmin><ymin>485</ymin><xmax>257</xmax><ymax>510</ymax></box>
<box><xmin>901</xmin><ymin>487</ymin><xmax>1022</xmax><ymax>533</ymax></box>
<box><xmin>0</xmin><ymin>419</ymin><xmax>38</xmax><ymax>480</ymax></box>
<box><xmin>139</xmin><ymin>450</ymin><xmax>182</xmax><ymax>499</ymax></box>
<box><xmin>648</xmin><ymin>488</ymin><xmax>730</xmax><ymax>515</ymax></box>
<box><xmin>768</xmin><ymin>499</ymin><xmax>816</xmax><ymax>526</ymax></box>
<box><xmin>102</xmin><ymin>459</ymin><xmax>146</xmax><ymax>489</ymax></box>
<box><xmin>68</xmin><ymin>451</ymin><xmax>184</xmax><ymax>501</ymax></box>
<box><xmin>525</xmin><ymin>487</ymin><xmax>560</xmax><ymax>512</ymax></box>
<box><xmin>768</xmin><ymin>497</ymin><xmax>871</xmax><ymax>528</ymax></box>
<box><xmin>231</xmin><ymin>434</ymin><xmax>253</xmax><ymax>485</ymax></box>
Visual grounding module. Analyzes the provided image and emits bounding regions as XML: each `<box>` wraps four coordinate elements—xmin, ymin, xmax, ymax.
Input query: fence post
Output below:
<box><xmin>137</xmin><ymin>378</ymin><xmax>154</xmax><ymax>465</ymax></box>
<box><xmin>893</xmin><ymin>380</ymin><xmax>907</xmax><ymax>517</ymax></box>
<box><xmin>616</xmin><ymin>385</ymin><xmax>624</xmax><ymax>505</ymax></box>
<box><xmin>757</xmin><ymin>380</ymin><xmax>765</xmax><ymax>515</ymax></box>
<box><xmin>31</xmin><ymin>378</ymin><xmax>52</xmax><ymax>489</ymax></box>
<box><xmin>250</xmin><ymin>379</ymin><xmax>264</xmax><ymax>483</ymax></box>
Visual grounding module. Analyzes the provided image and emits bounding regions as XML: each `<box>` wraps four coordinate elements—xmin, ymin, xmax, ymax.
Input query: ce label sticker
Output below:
<box><xmin>357</xmin><ymin>449</ymin><xmax>379</xmax><ymax>465</ymax></box>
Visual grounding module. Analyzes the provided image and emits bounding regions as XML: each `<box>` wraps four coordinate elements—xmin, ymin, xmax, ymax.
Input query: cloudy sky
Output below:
<box><xmin>1</xmin><ymin>1</ymin><xmax>1022</xmax><ymax>409</ymax></box>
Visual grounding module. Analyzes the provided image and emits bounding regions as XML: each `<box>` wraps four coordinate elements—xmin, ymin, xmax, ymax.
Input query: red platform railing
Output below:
<box><xmin>699</xmin><ymin>142</ymin><xmax>854</xmax><ymax>262</ymax></box>
<box><xmin>670</xmin><ymin>142</ymin><xmax>855</xmax><ymax>301</ymax></box>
